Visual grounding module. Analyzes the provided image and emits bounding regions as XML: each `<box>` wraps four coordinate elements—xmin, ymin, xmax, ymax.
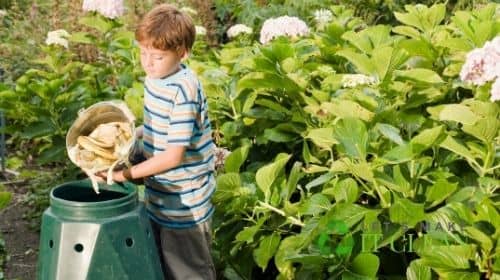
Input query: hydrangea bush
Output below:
<box><xmin>0</xmin><ymin>2</ymin><xmax>499</xmax><ymax>280</ymax></box>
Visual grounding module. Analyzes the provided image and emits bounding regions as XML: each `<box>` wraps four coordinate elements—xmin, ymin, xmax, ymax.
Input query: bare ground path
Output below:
<box><xmin>0</xmin><ymin>179</ymin><xmax>39</xmax><ymax>280</ymax></box>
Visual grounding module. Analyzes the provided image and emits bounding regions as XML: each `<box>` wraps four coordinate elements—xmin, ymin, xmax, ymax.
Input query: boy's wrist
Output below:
<box><xmin>123</xmin><ymin>168</ymin><xmax>133</xmax><ymax>180</ymax></box>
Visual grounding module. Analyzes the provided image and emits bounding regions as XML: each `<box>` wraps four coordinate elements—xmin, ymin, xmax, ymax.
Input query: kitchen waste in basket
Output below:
<box><xmin>66</xmin><ymin>100</ymin><xmax>137</xmax><ymax>194</ymax></box>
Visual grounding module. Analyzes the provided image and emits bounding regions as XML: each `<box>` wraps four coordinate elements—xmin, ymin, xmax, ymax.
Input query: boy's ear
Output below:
<box><xmin>180</xmin><ymin>51</ymin><xmax>190</xmax><ymax>61</ymax></box>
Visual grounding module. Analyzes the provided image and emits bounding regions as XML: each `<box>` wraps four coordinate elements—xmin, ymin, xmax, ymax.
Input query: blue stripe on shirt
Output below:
<box><xmin>146</xmin><ymin>206</ymin><xmax>214</xmax><ymax>229</ymax></box>
<box><xmin>145</xmin><ymin>86</ymin><xmax>174</xmax><ymax>105</ymax></box>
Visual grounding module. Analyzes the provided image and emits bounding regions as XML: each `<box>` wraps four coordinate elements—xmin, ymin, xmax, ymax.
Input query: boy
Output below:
<box><xmin>98</xmin><ymin>4</ymin><xmax>216</xmax><ymax>279</ymax></box>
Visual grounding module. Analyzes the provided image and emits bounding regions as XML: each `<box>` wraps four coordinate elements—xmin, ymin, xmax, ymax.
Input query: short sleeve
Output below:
<box><xmin>166</xmin><ymin>88</ymin><xmax>199</xmax><ymax>146</ymax></box>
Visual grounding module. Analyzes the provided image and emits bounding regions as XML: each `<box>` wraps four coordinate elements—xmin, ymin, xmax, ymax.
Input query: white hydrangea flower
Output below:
<box><xmin>0</xmin><ymin>10</ymin><xmax>7</xmax><ymax>17</ymax></box>
<box><xmin>45</xmin><ymin>29</ymin><xmax>70</xmax><ymax>48</ymax></box>
<box><xmin>195</xmin><ymin>25</ymin><xmax>207</xmax><ymax>36</ymax></box>
<box><xmin>259</xmin><ymin>15</ymin><xmax>309</xmax><ymax>44</ymax></box>
<box><xmin>180</xmin><ymin>7</ymin><xmax>197</xmax><ymax>15</ymax></box>
<box><xmin>227</xmin><ymin>24</ymin><xmax>253</xmax><ymax>38</ymax></box>
<box><xmin>460</xmin><ymin>36</ymin><xmax>500</xmax><ymax>101</ymax></box>
<box><xmin>314</xmin><ymin>9</ymin><xmax>333</xmax><ymax>29</ymax></box>
<box><xmin>341</xmin><ymin>74</ymin><xmax>377</xmax><ymax>88</ymax></box>
<box><xmin>82</xmin><ymin>0</ymin><xmax>124</xmax><ymax>19</ymax></box>
<box><xmin>491</xmin><ymin>78</ymin><xmax>500</xmax><ymax>102</ymax></box>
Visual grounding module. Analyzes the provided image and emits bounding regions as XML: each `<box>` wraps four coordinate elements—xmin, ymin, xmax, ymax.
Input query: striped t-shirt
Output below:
<box><xmin>142</xmin><ymin>64</ymin><xmax>215</xmax><ymax>229</ymax></box>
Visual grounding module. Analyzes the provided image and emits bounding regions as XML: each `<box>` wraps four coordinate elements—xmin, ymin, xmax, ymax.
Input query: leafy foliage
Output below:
<box><xmin>204</xmin><ymin>3</ymin><xmax>500</xmax><ymax>279</ymax></box>
<box><xmin>0</xmin><ymin>1</ymin><xmax>499</xmax><ymax>279</ymax></box>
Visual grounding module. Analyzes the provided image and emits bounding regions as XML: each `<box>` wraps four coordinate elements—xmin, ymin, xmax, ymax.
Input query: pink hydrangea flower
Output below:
<box><xmin>460</xmin><ymin>36</ymin><xmax>500</xmax><ymax>101</ymax></box>
<box><xmin>259</xmin><ymin>16</ymin><xmax>309</xmax><ymax>44</ymax></box>
<box><xmin>460</xmin><ymin>48</ymin><xmax>490</xmax><ymax>86</ymax></box>
<box><xmin>82</xmin><ymin>0</ymin><xmax>124</xmax><ymax>19</ymax></box>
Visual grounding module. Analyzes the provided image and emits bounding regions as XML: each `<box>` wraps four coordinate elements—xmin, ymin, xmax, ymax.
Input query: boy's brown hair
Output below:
<box><xmin>135</xmin><ymin>4</ymin><xmax>195</xmax><ymax>55</ymax></box>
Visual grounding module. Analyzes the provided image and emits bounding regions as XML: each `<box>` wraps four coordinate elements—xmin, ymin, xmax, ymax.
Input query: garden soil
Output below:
<box><xmin>0</xmin><ymin>182</ymin><xmax>39</xmax><ymax>280</ymax></box>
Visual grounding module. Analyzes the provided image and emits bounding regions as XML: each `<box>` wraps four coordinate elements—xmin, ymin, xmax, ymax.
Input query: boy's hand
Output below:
<box><xmin>95</xmin><ymin>170</ymin><xmax>128</xmax><ymax>183</ymax></box>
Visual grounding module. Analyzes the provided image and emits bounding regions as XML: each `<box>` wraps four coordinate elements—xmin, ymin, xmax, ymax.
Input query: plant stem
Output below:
<box><xmin>258</xmin><ymin>201</ymin><xmax>305</xmax><ymax>227</ymax></box>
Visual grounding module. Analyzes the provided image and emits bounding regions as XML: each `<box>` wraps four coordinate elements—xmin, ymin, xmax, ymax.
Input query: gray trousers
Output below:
<box><xmin>151</xmin><ymin>220</ymin><xmax>216</xmax><ymax>280</ymax></box>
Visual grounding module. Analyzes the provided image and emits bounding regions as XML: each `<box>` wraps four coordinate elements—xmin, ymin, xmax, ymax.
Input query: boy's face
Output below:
<box><xmin>138</xmin><ymin>43</ymin><xmax>185</xmax><ymax>79</ymax></box>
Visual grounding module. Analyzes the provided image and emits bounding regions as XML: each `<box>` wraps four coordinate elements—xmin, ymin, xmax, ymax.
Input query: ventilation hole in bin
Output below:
<box><xmin>49</xmin><ymin>240</ymin><xmax>54</xmax><ymax>248</ymax></box>
<box><xmin>74</xmin><ymin>243</ymin><xmax>84</xmax><ymax>252</ymax></box>
<box><xmin>125</xmin><ymin>237</ymin><xmax>134</xmax><ymax>247</ymax></box>
<box><xmin>146</xmin><ymin>230</ymin><xmax>150</xmax><ymax>237</ymax></box>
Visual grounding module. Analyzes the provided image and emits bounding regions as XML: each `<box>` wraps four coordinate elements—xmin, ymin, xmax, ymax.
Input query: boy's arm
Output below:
<box><xmin>110</xmin><ymin>144</ymin><xmax>185</xmax><ymax>182</ymax></box>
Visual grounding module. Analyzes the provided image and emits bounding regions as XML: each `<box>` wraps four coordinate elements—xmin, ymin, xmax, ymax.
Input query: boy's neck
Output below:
<box><xmin>150</xmin><ymin>63</ymin><xmax>184</xmax><ymax>80</ymax></box>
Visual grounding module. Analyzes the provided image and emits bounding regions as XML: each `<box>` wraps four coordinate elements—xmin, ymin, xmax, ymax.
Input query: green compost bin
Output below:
<box><xmin>37</xmin><ymin>180</ymin><xmax>164</xmax><ymax>280</ymax></box>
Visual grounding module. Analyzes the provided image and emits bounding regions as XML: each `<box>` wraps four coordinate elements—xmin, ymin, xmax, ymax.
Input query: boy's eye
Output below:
<box><xmin>153</xmin><ymin>56</ymin><xmax>164</xmax><ymax>60</ymax></box>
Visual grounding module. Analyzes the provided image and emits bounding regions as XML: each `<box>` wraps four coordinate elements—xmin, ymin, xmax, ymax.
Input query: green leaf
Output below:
<box><xmin>336</xmin><ymin>49</ymin><xmax>375</xmax><ymax>76</ymax></box>
<box><xmin>225</xmin><ymin>146</ymin><xmax>250</xmax><ymax>173</ymax></box>
<box><xmin>256</xmin><ymin>153</ymin><xmax>291</xmax><ymax>202</ymax></box>
<box><xmin>235</xmin><ymin>218</ymin><xmax>265</xmax><ymax>244</ymax></box>
<box><xmin>394</xmin><ymin>11</ymin><xmax>423</xmax><ymax>31</ymax></box>
<box><xmin>69</xmin><ymin>32</ymin><xmax>95</xmax><ymax>44</ymax></box>
<box><xmin>376</xmin><ymin>123</ymin><xmax>404</xmax><ymax>145</ymax></box>
<box><xmin>389</xmin><ymin>198</ymin><xmax>425</xmax><ymax>227</ymax></box>
<box><xmin>382</xmin><ymin>144</ymin><xmax>414</xmax><ymax>163</ymax></box>
<box><xmin>302</xmin><ymin>141</ymin><xmax>321</xmax><ymax>164</ymax></box>
<box><xmin>425</xmin><ymin>179</ymin><xmax>458</xmax><ymax>208</ymax></box>
<box><xmin>242</xmin><ymin>107</ymin><xmax>288</xmax><ymax>121</ymax></box>
<box><xmin>463</xmin><ymin>226</ymin><xmax>493</xmax><ymax>252</ymax></box>
<box><xmin>332</xmin><ymin>204</ymin><xmax>380</xmax><ymax>228</ymax></box>
<box><xmin>299</xmin><ymin>193</ymin><xmax>331</xmax><ymax>216</ymax></box>
<box><xmin>321</xmin><ymin>100</ymin><xmax>374</xmax><ymax>122</ymax></box>
<box><xmin>37</xmin><ymin>144</ymin><xmax>65</xmax><ymax>164</ymax></box>
<box><xmin>406</xmin><ymin>260</ymin><xmax>431</xmax><ymax>280</ymax></box>
<box><xmin>332</xmin><ymin>178</ymin><xmax>359</xmax><ymax>204</ymax></box>
<box><xmin>275</xmin><ymin>235</ymin><xmax>306</xmax><ymax>278</ymax></box>
<box><xmin>372</xmin><ymin>46</ymin><xmax>393</xmax><ymax>80</ymax></box>
<box><xmin>305</xmin><ymin>172</ymin><xmax>334</xmax><ymax>192</ymax></box>
<box><xmin>392</xmin><ymin>26</ymin><xmax>421</xmax><ymax>39</ymax></box>
<box><xmin>341</xmin><ymin>25</ymin><xmax>392</xmax><ymax>54</ymax></box>
<box><xmin>214</xmin><ymin>173</ymin><xmax>242</xmax><ymax>202</ymax></box>
<box><xmin>427</xmin><ymin>104</ymin><xmax>480</xmax><ymax>125</ymax></box>
<box><xmin>21</xmin><ymin>121</ymin><xmax>56</xmax><ymax>139</ymax></box>
<box><xmin>305</xmin><ymin>127</ymin><xmax>338</xmax><ymax>149</ymax></box>
<box><xmin>79</xmin><ymin>15</ymin><xmax>113</xmax><ymax>33</ymax></box>
<box><xmin>348</xmin><ymin>161</ymin><xmax>375</xmax><ymax>183</ymax></box>
<box><xmin>436</xmin><ymin>271</ymin><xmax>480</xmax><ymax>280</ymax></box>
<box><xmin>349</xmin><ymin>253</ymin><xmax>379</xmax><ymax>277</ymax></box>
<box><xmin>418</xmin><ymin>244</ymin><xmax>476</xmax><ymax>269</ymax></box>
<box><xmin>237</xmin><ymin>72</ymin><xmax>303</xmax><ymax>102</ymax></box>
<box><xmin>461</xmin><ymin>100</ymin><xmax>499</xmax><ymax>142</ymax></box>
<box><xmin>398</xmin><ymin>39</ymin><xmax>436</xmax><ymax>61</ymax></box>
<box><xmin>427</xmin><ymin>3</ymin><xmax>446</xmax><ymax>28</ymax></box>
<box><xmin>283</xmin><ymin>162</ymin><xmax>303</xmax><ymax>201</ymax></box>
<box><xmin>0</xmin><ymin>192</ymin><xmax>12</xmax><ymax>210</ymax></box>
<box><xmin>439</xmin><ymin>136</ymin><xmax>477</xmax><ymax>164</ymax></box>
<box><xmin>253</xmin><ymin>233</ymin><xmax>281</xmax><ymax>271</ymax></box>
<box><xmin>263</xmin><ymin>128</ymin><xmax>297</xmax><ymax>143</ymax></box>
<box><xmin>410</xmin><ymin>125</ymin><xmax>444</xmax><ymax>154</ymax></box>
<box><xmin>394</xmin><ymin>68</ymin><xmax>444</xmax><ymax>84</ymax></box>
<box><xmin>334</xmin><ymin>118</ymin><xmax>368</xmax><ymax>159</ymax></box>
